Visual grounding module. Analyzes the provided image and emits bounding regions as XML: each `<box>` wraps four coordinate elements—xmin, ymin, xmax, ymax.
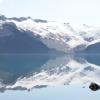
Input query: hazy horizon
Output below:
<box><xmin>0</xmin><ymin>0</ymin><xmax>100</xmax><ymax>26</ymax></box>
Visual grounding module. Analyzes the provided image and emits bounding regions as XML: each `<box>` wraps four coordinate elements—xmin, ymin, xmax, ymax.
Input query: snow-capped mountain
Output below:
<box><xmin>0</xmin><ymin>55</ymin><xmax>100</xmax><ymax>92</ymax></box>
<box><xmin>0</xmin><ymin>14</ymin><xmax>100</xmax><ymax>53</ymax></box>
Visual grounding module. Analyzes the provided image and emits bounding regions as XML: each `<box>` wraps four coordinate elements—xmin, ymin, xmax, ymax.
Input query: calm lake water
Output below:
<box><xmin>0</xmin><ymin>54</ymin><xmax>100</xmax><ymax>100</ymax></box>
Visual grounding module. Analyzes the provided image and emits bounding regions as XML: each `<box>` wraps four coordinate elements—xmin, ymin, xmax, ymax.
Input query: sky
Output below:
<box><xmin>0</xmin><ymin>0</ymin><xmax>100</xmax><ymax>26</ymax></box>
<box><xmin>0</xmin><ymin>0</ymin><xmax>3</xmax><ymax>3</ymax></box>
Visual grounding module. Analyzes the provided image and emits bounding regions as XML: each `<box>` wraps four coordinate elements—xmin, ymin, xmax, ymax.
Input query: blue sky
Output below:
<box><xmin>0</xmin><ymin>0</ymin><xmax>100</xmax><ymax>26</ymax></box>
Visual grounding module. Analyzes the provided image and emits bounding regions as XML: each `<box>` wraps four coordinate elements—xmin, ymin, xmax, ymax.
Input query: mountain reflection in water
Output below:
<box><xmin>0</xmin><ymin>54</ymin><xmax>100</xmax><ymax>92</ymax></box>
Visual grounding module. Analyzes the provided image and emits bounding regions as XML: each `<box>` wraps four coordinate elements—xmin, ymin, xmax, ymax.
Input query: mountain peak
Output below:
<box><xmin>33</xmin><ymin>19</ymin><xmax>48</xmax><ymax>23</ymax></box>
<box><xmin>7</xmin><ymin>16</ymin><xmax>32</xmax><ymax>22</ymax></box>
<box><xmin>0</xmin><ymin>14</ymin><xmax>100</xmax><ymax>53</ymax></box>
<box><xmin>0</xmin><ymin>14</ymin><xmax>6</xmax><ymax>20</ymax></box>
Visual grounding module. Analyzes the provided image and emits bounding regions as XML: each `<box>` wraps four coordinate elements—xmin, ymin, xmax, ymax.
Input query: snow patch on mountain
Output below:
<box><xmin>0</xmin><ymin>15</ymin><xmax>100</xmax><ymax>52</ymax></box>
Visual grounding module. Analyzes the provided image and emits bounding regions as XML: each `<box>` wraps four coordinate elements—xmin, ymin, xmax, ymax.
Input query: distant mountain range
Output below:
<box><xmin>0</xmin><ymin>14</ymin><xmax>100</xmax><ymax>53</ymax></box>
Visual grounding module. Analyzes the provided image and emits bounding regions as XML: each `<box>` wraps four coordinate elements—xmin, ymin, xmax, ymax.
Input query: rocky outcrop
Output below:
<box><xmin>89</xmin><ymin>82</ymin><xmax>100</xmax><ymax>91</ymax></box>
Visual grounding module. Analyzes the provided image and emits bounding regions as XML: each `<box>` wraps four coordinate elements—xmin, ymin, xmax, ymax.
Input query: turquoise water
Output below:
<box><xmin>0</xmin><ymin>54</ymin><xmax>100</xmax><ymax>100</ymax></box>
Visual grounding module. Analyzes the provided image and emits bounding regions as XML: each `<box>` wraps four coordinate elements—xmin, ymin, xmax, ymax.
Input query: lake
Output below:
<box><xmin>0</xmin><ymin>54</ymin><xmax>100</xmax><ymax>100</ymax></box>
